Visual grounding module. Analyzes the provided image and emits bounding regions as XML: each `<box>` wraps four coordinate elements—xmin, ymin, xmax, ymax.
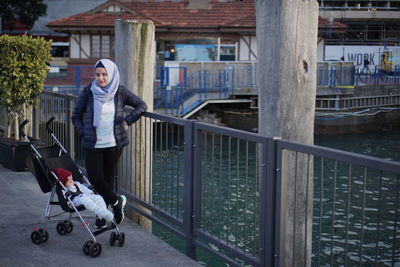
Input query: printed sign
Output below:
<box><xmin>325</xmin><ymin>45</ymin><xmax>400</xmax><ymax>72</ymax></box>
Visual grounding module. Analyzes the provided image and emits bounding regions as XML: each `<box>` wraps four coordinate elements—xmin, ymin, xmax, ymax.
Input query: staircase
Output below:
<box><xmin>154</xmin><ymin>69</ymin><xmax>232</xmax><ymax>116</ymax></box>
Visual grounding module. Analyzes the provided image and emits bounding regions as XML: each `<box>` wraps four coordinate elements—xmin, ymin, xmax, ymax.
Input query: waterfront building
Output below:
<box><xmin>46</xmin><ymin>0</ymin><xmax>346</xmax><ymax>67</ymax></box>
<box><xmin>317</xmin><ymin>0</ymin><xmax>400</xmax><ymax>71</ymax></box>
<box><xmin>0</xmin><ymin>0</ymin><xmax>108</xmax><ymax>66</ymax></box>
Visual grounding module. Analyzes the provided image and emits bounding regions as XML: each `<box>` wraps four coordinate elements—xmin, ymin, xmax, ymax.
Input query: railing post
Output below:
<box><xmin>166</xmin><ymin>67</ymin><xmax>170</xmax><ymax>87</ymax></box>
<box><xmin>183</xmin><ymin>67</ymin><xmax>187</xmax><ymax>88</ymax></box>
<box><xmin>218</xmin><ymin>70</ymin><xmax>222</xmax><ymax>98</ymax></box>
<box><xmin>160</xmin><ymin>67</ymin><xmax>165</xmax><ymax>87</ymax></box>
<box><xmin>204</xmin><ymin>71</ymin><xmax>208</xmax><ymax>99</ymax></box>
<box><xmin>75</xmin><ymin>66</ymin><xmax>81</xmax><ymax>89</ymax></box>
<box><xmin>180</xmin><ymin>85</ymin><xmax>184</xmax><ymax>116</ymax></box>
<box><xmin>169</xmin><ymin>89</ymin><xmax>173</xmax><ymax>115</ymax></box>
<box><xmin>183</xmin><ymin>119</ymin><xmax>196</xmax><ymax>259</ymax></box>
<box><xmin>33</xmin><ymin>96</ymin><xmax>41</xmax><ymax>139</ymax></box>
<box><xmin>67</xmin><ymin>96</ymin><xmax>75</xmax><ymax>160</ymax></box>
<box><xmin>333</xmin><ymin>68</ymin><xmax>337</xmax><ymax>88</ymax></box>
<box><xmin>231</xmin><ymin>67</ymin><xmax>235</xmax><ymax>94</ymax></box>
<box><xmin>374</xmin><ymin>66</ymin><xmax>378</xmax><ymax>85</ymax></box>
<box><xmin>176</xmin><ymin>87</ymin><xmax>180</xmax><ymax>116</ymax></box>
<box><xmin>261</xmin><ymin>137</ymin><xmax>281</xmax><ymax>267</ymax></box>
<box><xmin>355</xmin><ymin>69</ymin><xmax>359</xmax><ymax>86</ymax></box>
<box><xmin>224</xmin><ymin>69</ymin><xmax>229</xmax><ymax>96</ymax></box>
<box><xmin>199</xmin><ymin>70</ymin><xmax>203</xmax><ymax>101</ymax></box>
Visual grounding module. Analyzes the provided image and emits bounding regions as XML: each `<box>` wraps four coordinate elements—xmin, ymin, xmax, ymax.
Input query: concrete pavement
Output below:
<box><xmin>0</xmin><ymin>165</ymin><xmax>202</xmax><ymax>267</ymax></box>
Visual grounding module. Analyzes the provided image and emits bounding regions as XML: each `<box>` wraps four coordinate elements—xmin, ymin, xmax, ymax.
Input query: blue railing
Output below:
<box><xmin>45</xmin><ymin>64</ymin><xmax>400</xmax><ymax>118</ymax></box>
<box><xmin>155</xmin><ymin>69</ymin><xmax>231</xmax><ymax>116</ymax></box>
<box><xmin>46</xmin><ymin>65</ymin><xmax>93</xmax><ymax>91</ymax></box>
<box><xmin>355</xmin><ymin>66</ymin><xmax>400</xmax><ymax>86</ymax></box>
<box><xmin>317</xmin><ymin>66</ymin><xmax>356</xmax><ymax>88</ymax></box>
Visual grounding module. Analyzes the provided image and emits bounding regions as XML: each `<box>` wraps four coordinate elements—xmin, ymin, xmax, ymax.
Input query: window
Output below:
<box><xmin>102</xmin><ymin>4</ymin><xmax>123</xmax><ymax>12</ymax></box>
<box><xmin>92</xmin><ymin>35</ymin><xmax>100</xmax><ymax>58</ymax></box>
<box><xmin>101</xmin><ymin>36</ymin><xmax>110</xmax><ymax>57</ymax></box>
<box><xmin>91</xmin><ymin>35</ymin><xmax>113</xmax><ymax>58</ymax></box>
<box><xmin>220</xmin><ymin>44</ymin><xmax>236</xmax><ymax>61</ymax></box>
<box><xmin>50</xmin><ymin>42</ymin><xmax>69</xmax><ymax>57</ymax></box>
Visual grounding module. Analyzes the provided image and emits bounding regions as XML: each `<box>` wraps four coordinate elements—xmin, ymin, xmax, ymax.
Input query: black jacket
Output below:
<box><xmin>71</xmin><ymin>84</ymin><xmax>147</xmax><ymax>149</ymax></box>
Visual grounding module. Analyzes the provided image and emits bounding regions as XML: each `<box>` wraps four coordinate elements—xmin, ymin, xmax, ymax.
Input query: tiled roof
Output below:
<box><xmin>47</xmin><ymin>0</ymin><xmax>346</xmax><ymax>31</ymax></box>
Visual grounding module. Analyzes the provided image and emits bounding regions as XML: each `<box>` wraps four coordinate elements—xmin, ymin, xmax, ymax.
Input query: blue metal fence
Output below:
<box><xmin>45</xmin><ymin>64</ymin><xmax>400</xmax><ymax>113</ymax></box>
<box><xmin>155</xmin><ymin>69</ymin><xmax>231</xmax><ymax>115</ymax></box>
<box><xmin>46</xmin><ymin>64</ymin><xmax>391</xmax><ymax>117</ymax></box>
<box><xmin>317</xmin><ymin>66</ymin><xmax>356</xmax><ymax>88</ymax></box>
<box><xmin>355</xmin><ymin>66</ymin><xmax>400</xmax><ymax>86</ymax></box>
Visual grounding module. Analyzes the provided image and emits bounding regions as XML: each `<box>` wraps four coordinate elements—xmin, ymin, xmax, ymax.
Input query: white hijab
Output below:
<box><xmin>90</xmin><ymin>59</ymin><xmax>120</xmax><ymax>127</ymax></box>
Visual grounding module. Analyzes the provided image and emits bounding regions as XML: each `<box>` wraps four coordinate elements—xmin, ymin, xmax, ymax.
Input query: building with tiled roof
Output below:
<box><xmin>47</xmin><ymin>0</ymin><xmax>346</xmax><ymax>66</ymax></box>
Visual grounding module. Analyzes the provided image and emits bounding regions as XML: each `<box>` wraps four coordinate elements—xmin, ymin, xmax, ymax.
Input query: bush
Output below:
<box><xmin>0</xmin><ymin>34</ymin><xmax>52</xmax><ymax>138</ymax></box>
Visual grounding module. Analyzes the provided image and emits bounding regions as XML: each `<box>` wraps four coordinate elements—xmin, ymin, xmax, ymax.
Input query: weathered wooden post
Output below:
<box><xmin>115</xmin><ymin>19</ymin><xmax>154</xmax><ymax>231</ymax></box>
<box><xmin>256</xmin><ymin>1</ymin><xmax>318</xmax><ymax>266</ymax></box>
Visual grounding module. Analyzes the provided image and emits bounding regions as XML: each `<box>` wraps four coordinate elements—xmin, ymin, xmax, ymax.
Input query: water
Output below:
<box><xmin>152</xmin><ymin>130</ymin><xmax>400</xmax><ymax>267</ymax></box>
<box><xmin>313</xmin><ymin>130</ymin><xmax>400</xmax><ymax>266</ymax></box>
<box><xmin>314</xmin><ymin>131</ymin><xmax>400</xmax><ymax>162</ymax></box>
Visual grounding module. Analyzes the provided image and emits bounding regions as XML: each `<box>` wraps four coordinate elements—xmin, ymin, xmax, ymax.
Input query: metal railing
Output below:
<box><xmin>355</xmin><ymin>66</ymin><xmax>400</xmax><ymax>86</ymax></box>
<box><xmin>116</xmin><ymin>113</ymin><xmax>276</xmax><ymax>266</ymax></box>
<box><xmin>318</xmin><ymin>0</ymin><xmax>400</xmax><ymax>11</ymax></box>
<box><xmin>318</xmin><ymin>66</ymin><xmax>356</xmax><ymax>88</ymax></box>
<box><xmin>45</xmin><ymin>65</ymin><xmax>92</xmax><ymax>94</ymax></box>
<box><xmin>157</xmin><ymin>70</ymin><xmax>231</xmax><ymax>115</ymax></box>
<box><xmin>122</xmin><ymin>112</ymin><xmax>400</xmax><ymax>266</ymax></box>
<box><xmin>277</xmin><ymin>140</ymin><xmax>400</xmax><ymax>266</ymax></box>
<box><xmin>1</xmin><ymin>91</ymin><xmax>399</xmax><ymax>266</ymax></box>
<box><xmin>43</xmin><ymin>64</ymin><xmax>400</xmax><ymax>119</ymax></box>
<box><xmin>315</xmin><ymin>94</ymin><xmax>400</xmax><ymax>111</ymax></box>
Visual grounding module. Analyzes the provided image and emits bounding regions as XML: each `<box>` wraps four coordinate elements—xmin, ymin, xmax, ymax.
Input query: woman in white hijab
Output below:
<box><xmin>72</xmin><ymin>59</ymin><xmax>147</xmax><ymax>228</ymax></box>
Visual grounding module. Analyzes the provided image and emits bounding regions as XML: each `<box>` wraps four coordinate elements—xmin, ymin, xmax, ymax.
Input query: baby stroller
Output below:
<box><xmin>23</xmin><ymin>117</ymin><xmax>125</xmax><ymax>257</ymax></box>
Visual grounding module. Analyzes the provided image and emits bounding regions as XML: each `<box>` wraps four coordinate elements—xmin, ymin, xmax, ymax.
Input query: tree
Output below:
<box><xmin>0</xmin><ymin>0</ymin><xmax>47</xmax><ymax>30</ymax></box>
<box><xmin>0</xmin><ymin>34</ymin><xmax>52</xmax><ymax>139</ymax></box>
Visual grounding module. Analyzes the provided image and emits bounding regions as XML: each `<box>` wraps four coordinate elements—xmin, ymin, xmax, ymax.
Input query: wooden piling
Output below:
<box><xmin>115</xmin><ymin>19</ymin><xmax>155</xmax><ymax>231</ymax></box>
<box><xmin>256</xmin><ymin>1</ymin><xmax>318</xmax><ymax>266</ymax></box>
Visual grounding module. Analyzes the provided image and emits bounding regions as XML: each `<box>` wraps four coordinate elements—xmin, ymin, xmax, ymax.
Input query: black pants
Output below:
<box><xmin>85</xmin><ymin>146</ymin><xmax>123</xmax><ymax>206</ymax></box>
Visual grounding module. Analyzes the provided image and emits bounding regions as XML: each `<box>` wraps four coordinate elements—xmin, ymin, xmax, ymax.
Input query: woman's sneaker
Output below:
<box><xmin>95</xmin><ymin>218</ymin><xmax>107</xmax><ymax>229</ymax></box>
<box><xmin>113</xmin><ymin>195</ymin><xmax>126</xmax><ymax>224</ymax></box>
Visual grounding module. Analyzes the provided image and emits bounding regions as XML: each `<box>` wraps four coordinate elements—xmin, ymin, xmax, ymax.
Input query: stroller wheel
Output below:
<box><xmin>83</xmin><ymin>240</ymin><xmax>93</xmax><ymax>256</ymax></box>
<box><xmin>56</xmin><ymin>222</ymin><xmax>67</xmax><ymax>235</ymax></box>
<box><xmin>64</xmin><ymin>221</ymin><xmax>73</xmax><ymax>233</ymax></box>
<box><xmin>31</xmin><ymin>231</ymin><xmax>42</xmax><ymax>245</ymax></box>
<box><xmin>118</xmin><ymin>232</ymin><xmax>125</xmax><ymax>247</ymax></box>
<box><xmin>38</xmin><ymin>229</ymin><xmax>49</xmax><ymax>242</ymax></box>
<box><xmin>89</xmin><ymin>242</ymin><xmax>102</xmax><ymax>257</ymax></box>
<box><xmin>110</xmin><ymin>232</ymin><xmax>117</xmax><ymax>246</ymax></box>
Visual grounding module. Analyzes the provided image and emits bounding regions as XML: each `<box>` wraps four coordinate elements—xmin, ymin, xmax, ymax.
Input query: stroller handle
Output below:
<box><xmin>19</xmin><ymin>119</ymin><xmax>29</xmax><ymax>138</ymax></box>
<box><xmin>46</xmin><ymin>116</ymin><xmax>55</xmax><ymax>132</ymax></box>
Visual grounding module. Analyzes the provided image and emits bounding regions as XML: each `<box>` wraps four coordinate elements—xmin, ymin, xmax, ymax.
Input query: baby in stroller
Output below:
<box><xmin>54</xmin><ymin>168</ymin><xmax>114</xmax><ymax>223</ymax></box>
